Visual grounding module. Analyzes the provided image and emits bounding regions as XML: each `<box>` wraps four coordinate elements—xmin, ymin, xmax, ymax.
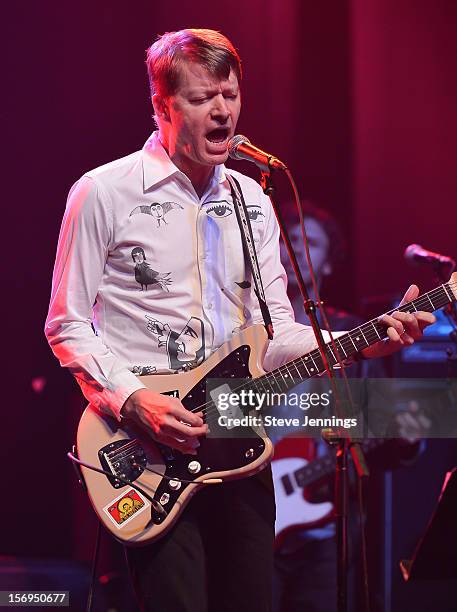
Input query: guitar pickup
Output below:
<box><xmin>98</xmin><ymin>439</ymin><xmax>147</xmax><ymax>489</ymax></box>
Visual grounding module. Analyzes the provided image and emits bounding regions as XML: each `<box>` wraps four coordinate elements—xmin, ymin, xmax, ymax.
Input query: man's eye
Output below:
<box><xmin>206</xmin><ymin>203</ymin><xmax>233</xmax><ymax>218</ymax></box>
<box><xmin>246</xmin><ymin>206</ymin><xmax>265</xmax><ymax>223</ymax></box>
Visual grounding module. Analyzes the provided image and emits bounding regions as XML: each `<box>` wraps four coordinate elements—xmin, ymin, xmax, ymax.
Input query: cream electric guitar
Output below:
<box><xmin>76</xmin><ymin>275</ymin><xmax>457</xmax><ymax>546</ymax></box>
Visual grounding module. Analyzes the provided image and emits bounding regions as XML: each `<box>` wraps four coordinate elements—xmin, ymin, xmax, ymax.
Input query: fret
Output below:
<box><xmin>426</xmin><ymin>293</ymin><xmax>435</xmax><ymax>310</ymax></box>
<box><xmin>260</xmin><ymin>374</ymin><xmax>276</xmax><ymax>394</ymax></box>
<box><xmin>348</xmin><ymin>333</ymin><xmax>358</xmax><ymax>351</ymax></box>
<box><xmin>314</xmin><ymin>352</ymin><xmax>327</xmax><ymax>374</ymax></box>
<box><xmin>302</xmin><ymin>354</ymin><xmax>316</xmax><ymax>375</ymax></box>
<box><xmin>351</xmin><ymin>327</ymin><xmax>369</xmax><ymax>350</ymax></box>
<box><xmin>335</xmin><ymin>338</ymin><xmax>347</xmax><ymax>358</ymax></box>
<box><xmin>276</xmin><ymin>366</ymin><xmax>288</xmax><ymax>387</ymax></box>
<box><xmin>292</xmin><ymin>361</ymin><xmax>303</xmax><ymax>381</ymax></box>
<box><xmin>307</xmin><ymin>353</ymin><xmax>319</xmax><ymax>375</ymax></box>
<box><xmin>279</xmin><ymin>364</ymin><xmax>300</xmax><ymax>389</ymax></box>
<box><xmin>326</xmin><ymin>344</ymin><xmax>337</xmax><ymax>366</ymax></box>
<box><xmin>297</xmin><ymin>357</ymin><xmax>312</xmax><ymax>379</ymax></box>
<box><xmin>268</xmin><ymin>370</ymin><xmax>284</xmax><ymax>392</ymax></box>
<box><xmin>371</xmin><ymin>321</ymin><xmax>382</xmax><ymax>341</ymax></box>
<box><xmin>443</xmin><ymin>283</ymin><xmax>453</xmax><ymax>303</ymax></box>
<box><xmin>428</xmin><ymin>286</ymin><xmax>451</xmax><ymax>310</ymax></box>
<box><xmin>251</xmin><ymin>375</ymin><xmax>265</xmax><ymax>395</ymax></box>
<box><xmin>359</xmin><ymin>327</ymin><xmax>369</xmax><ymax>345</ymax></box>
<box><xmin>330</xmin><ymin>342</ymin><xmax>347</xmax><ymax>364</ymax></box>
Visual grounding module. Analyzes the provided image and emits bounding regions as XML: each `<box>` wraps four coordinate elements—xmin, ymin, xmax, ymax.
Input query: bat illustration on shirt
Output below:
<box><xmin>131</xmin><ymin>247</ymin><xmax>172</xmax><ymax>291</ymax></box>
<box><xmin>129</xmin><ymin>202</ymin><xmax>183</xmax><ymax>227</ymax></box>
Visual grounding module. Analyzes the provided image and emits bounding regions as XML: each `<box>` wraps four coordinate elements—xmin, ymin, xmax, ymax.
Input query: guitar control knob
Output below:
<box><xmin>169</xmin><ymin>479</ymin><xmax>182</xmax><ymax>491</ymax></box>
<box><xmin>188</xmin><ymin>461</ymin><xmax>201</xmax><ymax>474</ymax></box>
<box><xmin>159</xmin><ymin>493</ymin><xmax>170</xmax><ymax>505</ymax></box>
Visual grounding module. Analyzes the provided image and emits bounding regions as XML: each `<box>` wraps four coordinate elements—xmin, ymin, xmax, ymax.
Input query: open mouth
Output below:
<box><xmin>205</xmin><ymin>127</ymin><xmax>230</xmax><ymax>144</ymax></box>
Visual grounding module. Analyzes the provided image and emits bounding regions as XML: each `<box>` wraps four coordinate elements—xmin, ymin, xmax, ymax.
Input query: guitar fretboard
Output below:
<box><xmin>246</xmin><ymin>281</ymin><xmax>455</xmax><ymax>397</ymax></box>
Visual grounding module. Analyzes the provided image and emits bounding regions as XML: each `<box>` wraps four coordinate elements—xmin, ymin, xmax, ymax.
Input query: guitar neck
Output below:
<box><xmin>253</xmin><ymin>277</ymin><xmax>457</xmax><ymax>396</ymax></box>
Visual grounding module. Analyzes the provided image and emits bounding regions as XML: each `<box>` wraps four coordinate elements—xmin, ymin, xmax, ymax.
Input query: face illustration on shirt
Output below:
<box><xmin>174</xmin><ymin>318</ymin><xmax>204</xmax><ymax>363</ymax></box>
<box><xmin>150</xmin><ymin>203</ymin><xmax>164</xmax><ymax>219</ymax></box>
<box><xmin>132</xmin><ymin>248</ymin><xmax>145</xmax><ymax>264</ymax></box>
<box><xmin>146</xmin><ymin>315</ymin><xmax>206</xmax><ymax>371</ymax></box>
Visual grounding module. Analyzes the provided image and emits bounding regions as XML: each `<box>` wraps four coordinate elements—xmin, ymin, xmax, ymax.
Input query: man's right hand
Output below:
<box><xmin>121</xmin><ymin>389</ymin><xmax>208</xmax><ymax>455</ymax></box>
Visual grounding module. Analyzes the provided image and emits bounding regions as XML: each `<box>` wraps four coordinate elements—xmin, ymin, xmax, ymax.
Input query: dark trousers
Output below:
<box><xmin>125</xmin><ymin>469</ymin><xmax>276</xmax><ymax>612</ymax></box>
<box><xmin>273</xmin><ymin>537</ymin><xmax>337</xmax><ymax>612</ymax></box>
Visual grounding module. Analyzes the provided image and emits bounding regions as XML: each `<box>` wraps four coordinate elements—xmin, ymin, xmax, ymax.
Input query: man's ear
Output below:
<box><xmin>152</xmin><ymin>93</ymin><xmax>170</xmax><ymax>122</ymax></box>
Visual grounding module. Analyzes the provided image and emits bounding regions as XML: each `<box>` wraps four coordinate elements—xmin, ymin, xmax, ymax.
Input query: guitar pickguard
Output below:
<box><xmin>147</xmin><ymin>344</ymin><xmax>267</xmax><ymax>525</ymax></box>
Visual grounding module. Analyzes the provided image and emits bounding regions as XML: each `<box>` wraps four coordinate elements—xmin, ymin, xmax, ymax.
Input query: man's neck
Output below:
<box><xmin>172</xmin><ymin>156</ymin><xmax>215</xmax><ymax>199</ymax></box>
<box><xmin>158</xmin><ymin>134</ymin><xmax>215</xmax><ymax>199</ymax></box>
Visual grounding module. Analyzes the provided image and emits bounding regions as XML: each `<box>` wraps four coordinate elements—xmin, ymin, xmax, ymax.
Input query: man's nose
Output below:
<box><xmin>211</xmin><ymin>95</ymin><xmax>230</xmax><ymax>122</ymax></box>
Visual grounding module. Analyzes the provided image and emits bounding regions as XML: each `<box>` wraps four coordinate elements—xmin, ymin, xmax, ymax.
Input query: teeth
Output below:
<box><xmin>206</xmin><ymin>129</ymin><xmax>229</xmax><ymax>144</ymax></box>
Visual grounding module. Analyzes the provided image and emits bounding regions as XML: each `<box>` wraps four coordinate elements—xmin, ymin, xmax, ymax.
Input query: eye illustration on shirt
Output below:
<box><xmin>246</xmin><ymin>205</ymin><xmax>265</xmax><ymax>223</ymax></box>
<box><xmin>205</xmin><ymin>200</ymin><xmax>233</xmax><ymax>219</ymax></box>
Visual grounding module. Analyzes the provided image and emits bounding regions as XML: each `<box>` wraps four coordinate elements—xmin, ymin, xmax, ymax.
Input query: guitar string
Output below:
<box><xmin>182</xmin><ymin>281</ymin><xmax>457</xmax><ymax>422</ymax></box>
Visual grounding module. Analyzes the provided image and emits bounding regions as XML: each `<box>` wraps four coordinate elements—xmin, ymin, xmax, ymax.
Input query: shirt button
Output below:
<box><xmin>207</xmin><ymin>303</ymin><xmax>213</xmax><ymax>310</ymax></box>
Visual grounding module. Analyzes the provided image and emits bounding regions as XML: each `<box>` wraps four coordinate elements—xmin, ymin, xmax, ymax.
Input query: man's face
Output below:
<box><xmin>158</xmin><ymin>61</ymin><xmax>241</xmax><ymax>170</ymax></box>
<box><xmin>281</xmin><ymin>217</ymin><xmax>331</xmax><ymax>289</ymax></box>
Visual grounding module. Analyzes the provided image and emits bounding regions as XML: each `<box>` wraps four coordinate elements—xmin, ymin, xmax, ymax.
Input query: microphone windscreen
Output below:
<box><xmin>228</xmin><ymin>134</ymin><xmax>250</xmax><ymax>159</ymax></box>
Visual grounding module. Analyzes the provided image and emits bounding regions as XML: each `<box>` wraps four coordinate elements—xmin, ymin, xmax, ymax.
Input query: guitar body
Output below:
<box><xmin>272</xmin><ymin>437</ymin><xmax>334</xmax><ymax>547</ymax></box>
<box><xmin>77</xmin><ymin>324</ymin><xmax>273</xmax><ymax>546</ymax></box>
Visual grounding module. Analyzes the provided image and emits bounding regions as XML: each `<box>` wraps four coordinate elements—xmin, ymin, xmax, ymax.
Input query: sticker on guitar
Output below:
<box><xmin>104</xmin><ymin>489</ymin><xmax>150</xmax><ymax>529</ymax></box>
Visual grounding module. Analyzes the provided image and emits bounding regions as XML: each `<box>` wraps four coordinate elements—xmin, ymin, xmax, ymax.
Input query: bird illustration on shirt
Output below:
<box><xmin>131</xmin><ymin>247</ymin><xmax>172</xmax><ymax>291</ymax></box>
<box><xmin>129</xmin><ymin>202</ymin><xmax>183</xmax><ymax>227</ymax></box>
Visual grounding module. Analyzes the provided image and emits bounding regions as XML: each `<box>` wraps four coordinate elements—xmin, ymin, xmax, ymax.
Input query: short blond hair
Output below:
<box><xmin>146</xmin><ymin>28</ymin><xmax>242</xmax><ymax>99</ymax></box>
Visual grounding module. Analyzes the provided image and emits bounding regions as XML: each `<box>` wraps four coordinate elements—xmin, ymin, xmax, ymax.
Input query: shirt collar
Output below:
<box><xmin>142</xmin><ymin>131</ymin><xmax>227</xmax><ymax>191</ymax></box>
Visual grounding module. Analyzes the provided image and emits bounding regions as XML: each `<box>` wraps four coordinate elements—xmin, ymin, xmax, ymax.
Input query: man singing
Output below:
<box><xmin>45</xmin><ymin>29</ymin><xmax>434</xmax><ymax>611</ymax></box>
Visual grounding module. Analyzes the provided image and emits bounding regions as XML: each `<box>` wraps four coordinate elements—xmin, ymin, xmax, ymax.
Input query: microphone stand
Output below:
<box><xmin>433</xmin><ymin>262</ymin><xmax>457</xmax><ymax>377</ymax></box>
<box><xmin>259</xmin><ymin>168</ymin><xmax>369</xmax><ymax>612</ymax></box>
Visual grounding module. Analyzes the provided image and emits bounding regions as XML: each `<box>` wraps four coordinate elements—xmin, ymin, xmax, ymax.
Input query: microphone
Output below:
<box><xmin>404</xmin><ymin>244</ymin><xmax>456</xmax><ymax>269</ymax></box>
<box><xmin>227</xmin><ymin>135</ymin><xmax>287</xmax><ymax>171</ymax></box>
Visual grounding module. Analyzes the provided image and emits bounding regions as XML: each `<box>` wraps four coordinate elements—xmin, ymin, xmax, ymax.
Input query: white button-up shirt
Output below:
<box><xmin>45</xmin><ymin>132</ymin><xmax>319</xmax><ymax>419</ymax></box>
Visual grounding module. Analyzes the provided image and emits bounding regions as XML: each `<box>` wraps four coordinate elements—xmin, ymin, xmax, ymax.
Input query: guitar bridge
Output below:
<box><xmin>98</xmin><ymin>439</ymin><xmax>147</xmax><ymax>489</ymax></box>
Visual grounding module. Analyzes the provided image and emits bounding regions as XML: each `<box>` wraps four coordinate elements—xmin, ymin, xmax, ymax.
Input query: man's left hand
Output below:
<box><xmin>361</xmin><ymin>284</ymin><xmax>436</xmax><ymax>359</ymax></box>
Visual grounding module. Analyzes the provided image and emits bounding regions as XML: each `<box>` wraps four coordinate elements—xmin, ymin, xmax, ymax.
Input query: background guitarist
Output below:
<box><xmin>271</xmin><ymin>204</ymin><xmax>430</xmax><ymax>612</ymax></box>
<box><xmin>44</xmin><ymin>28</ymin><xmax>435</xmax><ymax>612</ymax></box>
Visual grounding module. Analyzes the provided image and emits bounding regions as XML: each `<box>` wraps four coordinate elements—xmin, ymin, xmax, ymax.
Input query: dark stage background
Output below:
<box><xmin>3</xmin><ymin>1</ymin><xmax>457</xmax><ymax>610</ymax></box>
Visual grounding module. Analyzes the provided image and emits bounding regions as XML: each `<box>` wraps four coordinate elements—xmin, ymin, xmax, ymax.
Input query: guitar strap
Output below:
<box><xmin>227</xmin><ymin>173</ymin><xmax>274</xmax><ymax>340</ymax></box>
